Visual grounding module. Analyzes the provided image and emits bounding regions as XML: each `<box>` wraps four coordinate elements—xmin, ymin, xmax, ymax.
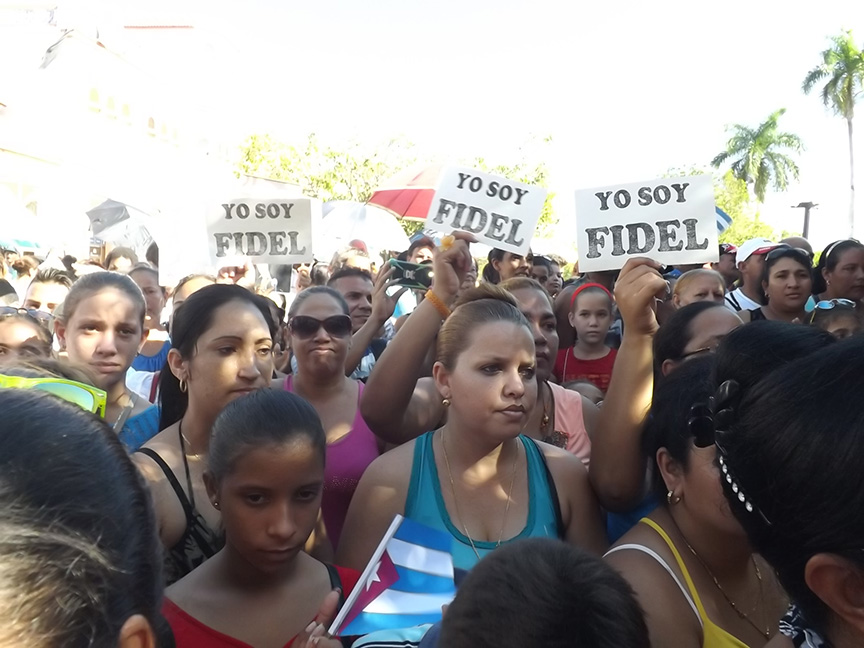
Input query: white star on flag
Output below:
<box><xmin>365</xmin><ymin>560</ymin><xmax>382</xmax><ymax>591</ymax></box>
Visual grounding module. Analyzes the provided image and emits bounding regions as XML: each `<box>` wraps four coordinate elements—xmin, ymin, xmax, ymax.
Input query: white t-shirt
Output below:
<box><xmin>724</xmin><ymin>287</ymin><xmax>761</xmax><ymax>312</ymax></box>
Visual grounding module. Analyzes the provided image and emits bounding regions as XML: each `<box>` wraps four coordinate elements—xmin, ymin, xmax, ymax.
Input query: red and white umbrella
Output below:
<box><xmin>368</xmin><ymin>165</ymin><xmax>443</xmax><ymax>221</ymax></box>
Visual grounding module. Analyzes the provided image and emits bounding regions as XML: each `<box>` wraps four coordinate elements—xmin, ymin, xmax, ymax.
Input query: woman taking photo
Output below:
<box><xmin>739</xmin><ymin>247</ymin><xmax>812</xmax><ymax>324</ymax></box>
<box><xmin>134</xmin><ymin>283</ymin><xmax>277</xmax><ymax>583</ymax></box>
<box><xmin>605</xmin><ymin>356</ymin><xmax>787</xmax><ymax>647</ymax></box>
<box><xmin>164</xmin><ymin>390</ymin><xmax>358</xmax><ymax>648</ymax></box>
<box><xmin>55</xmin><ymin>272</ymin><xmax>159</xmax><ymax>450</ymax></box>
<box><xmin>278</xmin><ymin>286</ymin><xmax>382</xmax><ymax>550</ymax></box>
<box><xmin>812</xmin><ymin>239</ymin><xmax>864</xmax><ymax>303</ymax></box>
<box><xmin>340</xmin><ymin>234</ymin><xmax>605</xmax><ymax>577</ymax></box>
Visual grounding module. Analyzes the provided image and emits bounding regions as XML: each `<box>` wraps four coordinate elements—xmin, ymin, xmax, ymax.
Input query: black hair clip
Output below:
<box><xmin>687</xmin><ymin>403</ymin><xmax>715</xmax><ymax>448</ymax></box>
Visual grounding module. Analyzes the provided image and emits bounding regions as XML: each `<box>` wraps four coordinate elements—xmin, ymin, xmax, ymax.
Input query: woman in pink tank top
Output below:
<box><xmin>282</xmin><ymin>287</ymin><xmax>382</xmax><ymax>549</ymax></box>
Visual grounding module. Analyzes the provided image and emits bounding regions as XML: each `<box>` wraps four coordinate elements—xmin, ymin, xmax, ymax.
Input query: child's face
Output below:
<box><xmin>823</xmin><ymin>314</ymin><xmax>861</xmax><ymax>340</ymax></box>
<box><xmin>210</xmin><ymin>440</ymin><xmax>324</xmax><ymax>574</ymax></box>
<box><xmin>568</xmin><ymin>293</ymin><xmax>612</xmax><ymax>344</ymax></box>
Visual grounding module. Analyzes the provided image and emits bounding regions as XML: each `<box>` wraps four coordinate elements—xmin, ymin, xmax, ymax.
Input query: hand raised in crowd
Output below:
<box><xmin>370</xmin><ymin>265</ymin><xmax>409</xmax><ymax>326</ymax></box>
<box><xmin>293</xmin><ymin>589</ymin><xmax>344</xmax><ymax>648</ymax></box>
<box><xmin>613</xmin><ymin>257</ymin><xmax>668</xmax><ymax>337</ymax></box>
<box><xmin>430</xmin><ymin>231</ymin><xmax>476</xmax><ymax>304</ymax></box>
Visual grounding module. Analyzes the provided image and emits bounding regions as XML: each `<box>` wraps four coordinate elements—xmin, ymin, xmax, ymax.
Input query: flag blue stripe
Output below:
<box><xmin>715</xmin><ymin>207</ymin><xmax>732</xmax><ymax>234</ymax></box>
<box><xmin>394</xmin><ymin>517</ymin><xmax>453</xmax><ymax>553</ymax></box>
<box><xmin>394</xmin><ymin>566</ymin><xmax>458</xmax><ymax>595</ymax></box>
<box><xmin>342</xmin><ymin>611</ymin><xmax>444</xmax><ymax>637</ymax></box>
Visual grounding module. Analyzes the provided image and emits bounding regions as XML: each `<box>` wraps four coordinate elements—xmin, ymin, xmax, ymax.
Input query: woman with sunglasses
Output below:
<box><xmin>591</xmin><ymin>260</ymin><xmax>740</xmax><ymax>528</ymax></box>
<box><xmin>134</xmin><ymin>283</ymin><xmax>276</xmax><ymax>584</ymax></box>
<box><xmin>56</xmin><ymin>272</ymin><xmax>159</xmax><ymax>450</ymax></box>
<box><xmin>809</xmin><ymin>298</ymin><xmax>862</xmax><ymax>339</ymax></box>
<box><xmin>278</xmin><ymin>286</ymin><xmax>382</xmax><ymax>551</ymax></box>
<box><xmin>738</xmin><ymin>247</ymin><xmax>812</xmax><ymax>324</ymax></box>
<box><xmin>812</xmin><ymin>239</ymin><xmax>864</xmax><ymax>304</ymax></box>
<box><xmin>605</xmin><ymin>354</ymin><xmax>788</xmax><ymax>648</ymax></box>
<box><xmin>0</xmin><ymin>307</ymin><xmax>54</xmax><ymax>363</ymax></box>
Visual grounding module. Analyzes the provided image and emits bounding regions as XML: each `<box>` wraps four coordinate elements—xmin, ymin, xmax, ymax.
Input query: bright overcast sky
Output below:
<box><xmin>12</xmin><ymin>0</ymin><xmax>864</xmax><ymax>248</ymax></box>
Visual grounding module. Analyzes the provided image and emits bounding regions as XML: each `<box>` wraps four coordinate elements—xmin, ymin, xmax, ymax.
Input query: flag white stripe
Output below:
<box><xmin>363</xmin><ymin>589</ymin><xmax>455</xmax><ymax>615</ymax></box>
<box><xmin>387</xmin><ymin>539</ymin><xmax>453</xmax><ymax>578</ymax></box>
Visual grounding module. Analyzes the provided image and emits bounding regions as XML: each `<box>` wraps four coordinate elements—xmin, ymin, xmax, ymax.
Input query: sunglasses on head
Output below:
<box><xmin>765</xmin><ymin>245</ymin><xmax>813</xmax><ymax>265</ymax></box>
<box><xmin>289</xmin><ymin>314</ymin><xmax>353</xmax><ymax>339</ymax></box>
<box><xmin>809</xmin><ymin>299</ymin><xmax>857</xmax><ymax>324</ymax></box>
<box><xmin>0</xmin><ymin>306</ymin><xmax>54</xmax><ymax>329</ymax></box>
<box><xmin>0</xmin><ymin>374</ymin><xmax>107</xmax><ymax>417</ymax></box>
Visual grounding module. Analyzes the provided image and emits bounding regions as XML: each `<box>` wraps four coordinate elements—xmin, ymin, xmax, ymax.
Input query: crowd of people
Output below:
<box><xmin>0</xmin><ymin>229</ymin><xmax>863</xmax><ymax>648</ymax></box>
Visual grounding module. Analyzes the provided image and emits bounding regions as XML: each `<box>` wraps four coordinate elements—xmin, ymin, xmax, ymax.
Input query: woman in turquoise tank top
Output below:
<box><xmin>337</xmin><ymin>233</ymin><xmax>606</xmax><ymax>576</ymax></box>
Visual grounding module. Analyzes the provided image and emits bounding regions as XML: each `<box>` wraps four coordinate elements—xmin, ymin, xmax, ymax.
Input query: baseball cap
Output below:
<box><xmin>737</xmin><ymin>238</ymin><xmax>778</xmax><ymax>263</ymax></box>
<box><xmin>719</xmin><ymin>243</ymin><xmax>738</xmax><ymax>256</ymax></box>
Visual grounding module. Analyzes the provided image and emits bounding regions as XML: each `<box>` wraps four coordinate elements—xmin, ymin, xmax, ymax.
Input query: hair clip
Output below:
<box><xmin>687</xmin><ymin>402</ymin><xmax>715</xmax><ymax>448</ymax></box>
<box><xmin>718</xmin><ymin>454</ymin><xmax>772</xmax><ymax>527</ymax></box>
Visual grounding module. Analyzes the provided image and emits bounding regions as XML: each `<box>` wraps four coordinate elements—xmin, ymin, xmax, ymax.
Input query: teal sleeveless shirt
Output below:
<box><xmin>405</xmin><ymin>431</ymin><xmax>562</xmax><ymax>575</ymax></box>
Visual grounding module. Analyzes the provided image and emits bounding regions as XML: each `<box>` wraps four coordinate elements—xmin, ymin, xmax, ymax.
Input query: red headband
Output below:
<box><xmin>570</xmin><ymin>282</ymin><xmax>613</xmax><ymax>308</ymax></box>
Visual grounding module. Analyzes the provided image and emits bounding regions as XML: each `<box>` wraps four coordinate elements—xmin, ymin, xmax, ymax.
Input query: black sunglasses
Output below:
<box><xmin>0</xmin><ymin>306</ymin><xmax>54</xmax><ymax>330</ymax></box>
<box><xmin>289</xmin><ymin>315</ymin><xmax>353</xmax><ymax>339</ymax></box>
<box><xmin>766</xmin><ymin>245</ymin><xmax>813</xmax><ymax>265</ymax></box>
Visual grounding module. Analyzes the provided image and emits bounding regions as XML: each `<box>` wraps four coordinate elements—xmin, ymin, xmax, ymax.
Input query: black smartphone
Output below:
<box><xmin>388</xmin><ymin>259</ymin><xmax>433</xmax><ymax>290</ymax></box>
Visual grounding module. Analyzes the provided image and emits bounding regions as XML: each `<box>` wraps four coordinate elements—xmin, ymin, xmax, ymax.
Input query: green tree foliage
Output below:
<box><xmin>666</xmin><ymin>167</ymin><xmax>791</xmax><ymax>244</ymax></box>
<box><xmin>237</xmin><ymin>133</ymin><xmax>557</xmax><ymax>239</ymax></box>
<box><xmin>237</xmin><ymin>133</ymin><xmax>419</xmax><ymax>203</ymax></box>
<box><xmin>803</xmin><ymin>30</ymin><xmax>864</xmax><ymax>235</ymax></box>
<box><xmin>471</xmin><ymin>136</ymin><xmax>557</xmax><ymax>237</ymax></box>
<box><xmin>711</xmin><ymin>109</ymin><xmax>804</xmax><ymax>203</ymax></box>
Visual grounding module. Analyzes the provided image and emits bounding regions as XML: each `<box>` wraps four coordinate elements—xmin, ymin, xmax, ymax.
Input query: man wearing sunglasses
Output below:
<box><xmin>724</xmin><ymin>237</ymin><xmax>778</xmax><ymax>312</ymax></box>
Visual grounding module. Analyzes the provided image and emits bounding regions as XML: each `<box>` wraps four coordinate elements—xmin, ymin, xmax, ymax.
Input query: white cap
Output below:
<box><xmin>737</xmin><ymin>238</ymin><xmax>778</xmax><ymax>263</ymax></box>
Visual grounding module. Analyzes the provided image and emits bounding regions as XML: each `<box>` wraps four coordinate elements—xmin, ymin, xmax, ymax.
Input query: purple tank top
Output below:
<box><xmin>283</xmin><ymin>375</ymin><xmax>379</xmax><ymax>548</ymax></box>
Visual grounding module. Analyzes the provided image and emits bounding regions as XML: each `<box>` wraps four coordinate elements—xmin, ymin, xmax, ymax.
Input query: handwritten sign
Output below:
<box><xmin>574</xmin><ymin>175</ymin><xmax>718</xmax><ymax>272</ymax></box>
<box><xmin>206</xmin><ymin>199</ymin><xmax>316</xmax><ymax>266</ymax></box>
<box><xmin>424</xmin><ymin>166</ymin><xmax>546</xmax><ymax>255</ymax></box>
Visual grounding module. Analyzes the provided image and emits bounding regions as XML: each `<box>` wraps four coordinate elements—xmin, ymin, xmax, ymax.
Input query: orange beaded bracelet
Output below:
<box><xmin>425</xmin><ymin>289</ymin><xmax>452</xmax><ymax>320</ymax></box>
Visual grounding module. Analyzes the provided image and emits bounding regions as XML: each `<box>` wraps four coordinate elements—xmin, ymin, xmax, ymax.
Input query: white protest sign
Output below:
<box><xmin>574</xmin><ymin>175</ymin><xmax>718</xmax><ymax>272</ymax></box>
<box><xmin>424</xmin><ymin>166</ymin><xmax>546</xmax><ymax>255</ymax></box>
<box><xmin>206</xmin><ymin>199</ymin><xmax>317</xmax><ymax>266</ymax></box>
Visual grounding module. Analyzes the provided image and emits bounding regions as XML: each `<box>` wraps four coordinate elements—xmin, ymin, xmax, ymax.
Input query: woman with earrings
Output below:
<box><xmin>338</xmin><ymin>233</ymin><xmax>606</xmax><ymax>579</ymax></box>
<box><xmin>812</xmin><ymin>239</ymin><xmax>864</xmax><ymax>303</ymax></box>
<box><xmin>605</xmin><ymin>355</ymin><xmax>788</xmax><ymax>647</ymax></box>
<box><xmin>738</xmin><ymin>247</ymin><xmax>812</xmax><ymax>324</ymax></box>
<box><xmin>134</xmin><ymin>283</ymin><xmax>277</xmax><ymax>584</ymax></box>
<box><xmin>277</xmin><ymin>286</ymin><xmax>383</xmax><ymax>552</ymax></box>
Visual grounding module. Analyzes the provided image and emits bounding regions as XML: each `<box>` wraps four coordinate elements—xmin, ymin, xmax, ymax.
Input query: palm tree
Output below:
<box><xmin>803</xmin><ymin>30</ymin><xmax>864</xmax><ymax>237</ymax></box>
<box><xmin>711</xmin><ymin>109</ymin><xmax>804</xmax><ymax>203</ymax></box>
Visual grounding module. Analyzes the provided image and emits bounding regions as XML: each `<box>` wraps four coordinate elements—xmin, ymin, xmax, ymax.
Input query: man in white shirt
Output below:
<box><xmin>724</xmin><ymin>238</ymin><xmax>779</xmax><ymax>312</ymax></box>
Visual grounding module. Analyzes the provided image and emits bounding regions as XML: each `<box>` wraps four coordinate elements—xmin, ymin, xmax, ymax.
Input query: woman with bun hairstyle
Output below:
<box><xmin>709</xmin><ymin>331</ymin><xmax>864</xmax><ymax>647</ymax></box>
<box><xmin>340</xmin><ymin>233</ymin><xmax>605</xmax><ymax>578</ymax></box>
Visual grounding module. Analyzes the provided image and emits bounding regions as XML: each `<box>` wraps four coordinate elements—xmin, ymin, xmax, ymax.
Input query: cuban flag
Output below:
<box><xmin>716</xmin><ymin>207</ymin><xmax>733</xmax><ymax>234</ymax></box>
<box><xmin>329</xmin><ymin>515</ymin><xmax>456</xmax><ymax>637</ymax></box>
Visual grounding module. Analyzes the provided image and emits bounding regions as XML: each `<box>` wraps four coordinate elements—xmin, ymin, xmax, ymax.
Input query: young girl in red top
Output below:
<box><xmin>554</xmin><ymin>283</ymin><xmax>617</xmax><ymax>393</ymax></box>
<box><xmin>163</xmin><ymin>389</ymin><xmax>359</xmax><ymax>648</ymax></box>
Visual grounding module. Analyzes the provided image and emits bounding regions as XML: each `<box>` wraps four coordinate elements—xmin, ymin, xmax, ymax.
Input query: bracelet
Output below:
<box><xmin>425</xmin><ymin>289</ymin><xmax>452</xmax><ymax>320</ymax></box>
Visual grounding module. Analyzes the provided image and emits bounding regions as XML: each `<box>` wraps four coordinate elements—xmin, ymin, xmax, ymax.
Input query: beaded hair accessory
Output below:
<box><xmin>705</xmin><ymin>379</ymin><xmax>773</xmax><ymax>528</ymax></box>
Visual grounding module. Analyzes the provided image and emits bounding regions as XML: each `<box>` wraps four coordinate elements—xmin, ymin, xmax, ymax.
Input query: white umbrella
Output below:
<box><xmin>317</xmin><ymin>201</ymin><xmax>410</xmax><ymax>255</ymax></box>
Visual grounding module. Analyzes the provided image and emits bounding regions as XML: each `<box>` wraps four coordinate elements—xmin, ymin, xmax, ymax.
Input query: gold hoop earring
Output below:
<box><xmin>667</xmin><ymin>490</ymin><xmax>681</xmax><ymax>505</ymax></box>
<box><xmin>442</xmin><ymin>398</ymin><xmax>450</xmax><ymax>407</ymax></box>
<box><xmin>179</xmin><ymin>378</ymin><xmax>188</xmax><ymax>393</ymax></box>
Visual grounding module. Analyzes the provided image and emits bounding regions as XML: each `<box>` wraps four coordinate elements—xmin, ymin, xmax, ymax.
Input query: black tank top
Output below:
<box><xmin>136</xmin><ymin>447</ymin><xmax>223</xmax><ymax>584</ymax></box>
